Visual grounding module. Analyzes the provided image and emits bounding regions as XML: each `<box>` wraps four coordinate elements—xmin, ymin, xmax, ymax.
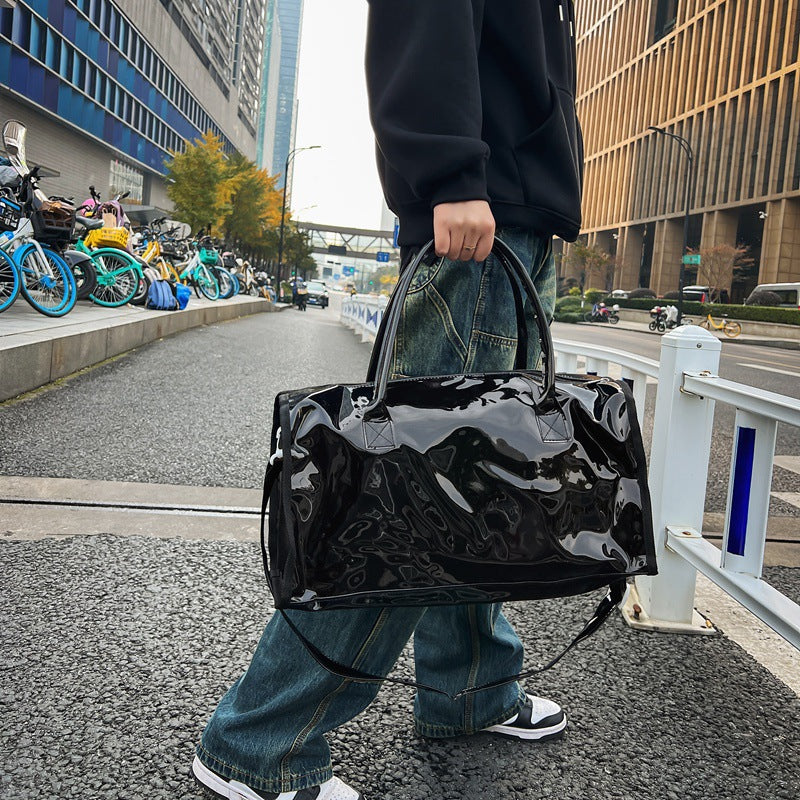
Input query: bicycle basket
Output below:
<box><xmin>84</xmin><ymin>226</ymin><xmax>130</xmax><ymax>250</ymax></box>
<box><xmin>199</xmin><ymin>247</ymin><xmax>218</xmax><ymax>266</ymax></box>
<box><xmin>0</xmin><ymin>195</ymin><xmax>22</xmax><ymax>232</ymax></box>
<box><xmin>31</xmin><ymin>200</ymin><xmax>75</xmax><ymax>242</ymax></box>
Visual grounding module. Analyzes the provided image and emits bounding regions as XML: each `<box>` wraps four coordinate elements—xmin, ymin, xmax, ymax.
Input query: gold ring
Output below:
<box><xmin>463</xmin><ymin>244</ymin><xmax>477</xmax><ymax>251</ymax></box>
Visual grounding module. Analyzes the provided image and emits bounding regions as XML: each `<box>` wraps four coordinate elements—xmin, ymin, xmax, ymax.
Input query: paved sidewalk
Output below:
<box><xmin>1</xmin><ymin>533</ymin><xmax>798</xmax><ymax>800</ymax></box>
<box><xmin>582</xmin><ymin>317</ymin><xmax>800</xmax><ymax>349</ymax></box>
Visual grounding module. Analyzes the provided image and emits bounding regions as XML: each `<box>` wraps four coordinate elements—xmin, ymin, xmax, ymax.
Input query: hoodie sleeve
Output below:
<box><xmin>365</xmin><ymin>0</ymin><xmax>489</xmax><ymax>208</ymax></box>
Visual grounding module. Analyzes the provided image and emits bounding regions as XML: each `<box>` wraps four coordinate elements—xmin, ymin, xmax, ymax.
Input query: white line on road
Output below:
<box><xmin>774</xmin><ymin>456</ymin><xmax>800</xmax><ymax>475</ymax></box>
<box><xmin>737</xmin><ymin>362</ymin><xmax>800</xmax><ymax>377</ymax></box>
<box><xmin>771</xmin><ymin>492</ymin><xmax>800</xmax><ymax>510</ymax></box>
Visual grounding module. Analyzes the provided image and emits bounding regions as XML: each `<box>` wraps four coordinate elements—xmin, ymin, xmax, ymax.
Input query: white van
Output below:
<box><xmin>745</xmin><ymin>283</ymin><xmax>800</xmax><ymax>309</ymax></box>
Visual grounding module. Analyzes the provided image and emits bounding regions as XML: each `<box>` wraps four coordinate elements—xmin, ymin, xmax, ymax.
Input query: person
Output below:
<box><xmin>191</xmin><ymin>2</ymin><xmax>583</xmax><ymax>798</ymax></box>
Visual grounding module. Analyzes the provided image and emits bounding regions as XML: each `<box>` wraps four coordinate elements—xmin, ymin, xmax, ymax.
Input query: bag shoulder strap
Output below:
<box><xmin>259</xmin><ymin>461</ymin><xmax>625</xmax><ymax>702</ymax></box>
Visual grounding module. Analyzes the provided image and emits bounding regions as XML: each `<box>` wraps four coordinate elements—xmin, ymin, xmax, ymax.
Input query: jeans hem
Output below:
<box><xmin>413</xmin><ymin>687</ymin><xmax>526</xmax><ymax>739</ymax></box>
<box><xmin>196</xmin><ymin>744</ymin><xmax>333</xmax><ymax>794</ymax></box>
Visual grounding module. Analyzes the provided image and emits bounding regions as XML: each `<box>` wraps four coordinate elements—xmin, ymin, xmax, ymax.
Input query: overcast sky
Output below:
<box><xmin>290</xmin><ymin>0</ymin><xmax>386</xmax><ymax>231</ymax></box>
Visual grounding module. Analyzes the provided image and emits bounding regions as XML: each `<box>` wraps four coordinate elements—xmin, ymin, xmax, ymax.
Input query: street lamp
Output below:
<box><xmin>648</xmin><ymin>125</ymin><xmax>694</xmax><ymax>323</ymax></box>
<box><xmin>276</xmin><ymin>145</ymin><xmax>321</xmax><ymax>292</ymax></box>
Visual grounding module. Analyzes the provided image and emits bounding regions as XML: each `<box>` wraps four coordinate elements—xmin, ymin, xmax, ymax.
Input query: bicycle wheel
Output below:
<box><xmin>215</xmin><ymin>267</ymin><xmax>235</xmax><ymax>299</ymax></box>
<box><xmin>159</xmin><ymin>259</ymin><xmax>182</xmax><ymax>283</ymax></box>
<box><xmin>609</xmin><ymin>313</ymin><xmax>619</xmax><ymax>324</ymax></box>
<box><xmin>583</xmin><ymin>311</ymin><xmax>594</xmax><ymax>322</ymax></box>
<box><xmin>17</xmin><ymin>243</ymin><xmax>76</xmax><ymax>317</ymax></box>
<box><xmin>724</xmin><ymin>320</ymin><xmax>742</xmax><ymax>338</ymax></box>
<box><xmin>70</xmin><ymin>257</ymin><xmax>97</xmax><ymax>300</ymax></box>
<box><xmin>130</xmin><ymin>269</ymin><xmax>150</xmax><ymax>306</ymax></box>
<box><xmin>0</xmin><ymin>248</ymin><xmax>20</xmax><ymax>313</ymax></box>
<box><xmin>196</xmin><ymin>267</ymin><xmax>220</xmax><ymax>301</ymax></box>
<box><xmin>89</xmin><ymin>249</ymin><xmax>140</xmax><ymax>307</ymax></box>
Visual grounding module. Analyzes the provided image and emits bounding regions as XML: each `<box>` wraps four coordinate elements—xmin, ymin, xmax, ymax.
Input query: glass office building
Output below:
<box><xmin>0</xmin><ymin>0</ymin><xmax>265</xmax><ymax>206</ymax></box>
<box><xmin>272</xmin><ymin>0</ymin><xmax>303</xmax><ymax>184</ymax></box>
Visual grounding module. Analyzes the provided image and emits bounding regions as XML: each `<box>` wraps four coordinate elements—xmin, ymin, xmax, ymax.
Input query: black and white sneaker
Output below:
<box><xmin>482</xmin><ymin>694</ymin><xmax>567</xmax><ymax>741</ymax></box>
<box><xmin>192</xmin><ymin>756</ymin><xmax>364</xmax><ymax>800</ymax></box>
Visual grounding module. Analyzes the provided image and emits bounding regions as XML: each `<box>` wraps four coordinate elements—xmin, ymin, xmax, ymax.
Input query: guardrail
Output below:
<box><xmin>340</xmin><ymin>298</ymin><xmax>800</xmax><ymax>650</ymax></box>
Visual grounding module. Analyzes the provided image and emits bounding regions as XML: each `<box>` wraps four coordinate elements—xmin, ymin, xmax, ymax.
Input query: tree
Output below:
<box><xmin>564</xmin><ymin>242</ymin><xmax>616</xmax><ymax>293</ymax></box>
<box><xmin>165</xmin><ymin>132</ymin><xmax>228</xmax><ymax>234</ymax></box>
<box><xmin>218</xmin><ymin>152</ymin><xmax>283</xmax><ymax>248</ymax></box>
<box><xmin>282</xmin><ymin>225</ymin><xmax>316</xmax><ymax>279</ymax></box>
<box><xmin>694</xmin><ymin>244</ymin><xmax>755</xmax><ymax>302</ymax></box>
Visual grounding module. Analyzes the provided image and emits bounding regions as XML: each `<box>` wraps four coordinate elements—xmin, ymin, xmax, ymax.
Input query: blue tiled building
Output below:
<box><xmin>0</xmin><ymin>0</ymin><xmax>266</xmax><ymax>207</ymax></box>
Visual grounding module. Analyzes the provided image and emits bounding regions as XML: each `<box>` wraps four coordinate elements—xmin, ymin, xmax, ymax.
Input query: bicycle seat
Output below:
<box><xmin>76</xmin><ymin>214</ymin><xmax>103</xmax><ymax>230</ymax></box>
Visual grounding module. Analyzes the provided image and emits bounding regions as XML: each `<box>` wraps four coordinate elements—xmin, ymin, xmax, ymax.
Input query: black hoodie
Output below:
<box><xmin>366</xmin><ymin>0</ymin><xmax>583</xmax><ymax>245</ymax></box>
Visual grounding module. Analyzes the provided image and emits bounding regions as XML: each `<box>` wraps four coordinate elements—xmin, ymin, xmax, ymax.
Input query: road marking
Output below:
<box><xmin>737</xmin><ymin>362</ymin><xmax>800</xmax><ymax>377</ymax></box>
<box><xmin>771</xmin><ymin>492</ymin><xmax>800</xmax><ymax>510</ymax></box>
<box><xmin>774</xmin><ymin>456</ymin><xmax>800</xmax><ymax>475</ymax></box>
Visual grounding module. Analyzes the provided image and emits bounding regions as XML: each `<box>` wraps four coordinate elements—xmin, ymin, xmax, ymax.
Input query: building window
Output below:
<box><xmin>653</xmin><ymin>0</ymin><xmax>678</xmax><ymax>42</ymax></box>
<box><xmin>110</xmin><ymin>159</ymin><xmax>143</xmax><ymax>203</ymax></box>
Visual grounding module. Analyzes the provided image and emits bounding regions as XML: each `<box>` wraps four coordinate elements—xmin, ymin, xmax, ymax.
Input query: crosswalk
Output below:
<box><xmin>773</xmin><ymin>456</ymin><xmax>800</xmax><ymax>511</ymax></box>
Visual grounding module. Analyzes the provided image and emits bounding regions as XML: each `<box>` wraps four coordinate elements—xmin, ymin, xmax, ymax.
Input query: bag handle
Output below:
<box><xmin>260</xmin><ymin>460</ymin><xmax>625</xmax><ymax>701</ymax></box>
<box><xmin>366</xmin><ymin>238</ymin><xmax>556</xmax><ymax>410</ymax></box>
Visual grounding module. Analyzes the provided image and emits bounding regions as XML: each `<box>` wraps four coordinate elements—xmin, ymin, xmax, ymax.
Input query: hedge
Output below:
<box><xmin>555</xmin><ymin>295</ymin><xmax>584</xmax><ymax>311</ymax></box>
<box><xmin>610</xmin><ymin>297</ymin><xmax>800</xmax><ymax>325</ymax></box>
<box><xmin>554</xmin><ymin>311</ymin><xmax>581</xmax><ymax>324</ymax></box>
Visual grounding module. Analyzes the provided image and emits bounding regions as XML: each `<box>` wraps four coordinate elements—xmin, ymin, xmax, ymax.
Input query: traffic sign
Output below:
<box><xmin>376</xmin><ymin>251</ymin><xmax>390</xmax><ymax>263</ymax></box>
<box><xmin>342</xmin><ymin>266</ymin><xmax>355</xmax><ymax>276</ymax></box>
<box><xmin>682</xmin><ymin>254</ymin><xmax>701</xmax><ymax>265</ymax></box>
<box><xmin>333</xmin><ymin>273</ymin><xmax>340</xmax><ymax>281</ymax></box>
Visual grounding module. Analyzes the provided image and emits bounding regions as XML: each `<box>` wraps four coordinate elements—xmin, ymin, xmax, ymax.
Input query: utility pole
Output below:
<box><xmin>648</xmin><ymin>126</ymin><xmax>695</xmax><ymax>324</ymax></box>
<box><xmin>276</xmin><ymin>145</ymin><xmax>320</xmax><ymax>293</ymax></box>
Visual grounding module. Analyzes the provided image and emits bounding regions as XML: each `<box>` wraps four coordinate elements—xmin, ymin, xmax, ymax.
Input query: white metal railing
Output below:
<box><xmin>341</xmin><ymin>299</ymin><xmax>800</xmax><ymax>650</ymax></box>
<box><xmin>340</xmin><ymin>294</ymin><xmax>388</xmax><ymax>342</ymax></box>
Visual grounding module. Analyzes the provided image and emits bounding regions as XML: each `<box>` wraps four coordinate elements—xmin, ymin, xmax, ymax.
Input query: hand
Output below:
<box><xmin>433</xmin><ymin>200</ymin><xmax>495</xmax><ymax>262</ymax></box>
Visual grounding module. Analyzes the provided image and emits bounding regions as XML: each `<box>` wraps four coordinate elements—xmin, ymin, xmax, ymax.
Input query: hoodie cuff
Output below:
<box><xmin>429</xmin><ymin>159</ymin><xmax>490</xmax><ymax>208</ymax></box>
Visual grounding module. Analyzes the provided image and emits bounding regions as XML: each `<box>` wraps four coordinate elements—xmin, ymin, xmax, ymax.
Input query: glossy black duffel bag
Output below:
<box><xmin>260</xmin><ymin>238</ymin><xmax>656</xmax><ymax>695</ymax></box>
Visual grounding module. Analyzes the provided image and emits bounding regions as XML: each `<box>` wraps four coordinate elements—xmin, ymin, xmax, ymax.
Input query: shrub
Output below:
<box><xmin>555</xmin><ymin>295</ymin><xmax>583</xmax><ymax>312</ymax></box>
<box><xmin>628</xmin><ymin>288</ymin><xmax>657</xmax><ymax>299</ymax></box>
<box><xmin>744</xmin><ymin>290</ymin><xmax>782</xmax><ymax>307</ymax></box>
<box><xmin>554</xmin><ymin>311</ymin><xmax>581</xmax><ymax>324</ymax></box>
<box><xmin>612</xmin><ymin>298</ymin><xmax>800</xmax><ymax>325</ymax></box>
<box><xmin>662</xmin><ymin>291</ymin><xmax>681</xmax><ymax>300</ymax></box>
<box><xmin>567</xmin><ymin>286</ymin><xmax>582</xmax><ymax>296</ymax></box>
<box><xmin>584</xmin><ymin>288</ymin><xmax>606</xmax><ymax>305</ymax></box>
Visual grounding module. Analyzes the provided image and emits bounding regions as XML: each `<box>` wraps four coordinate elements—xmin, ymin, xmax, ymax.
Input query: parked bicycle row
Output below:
<box><xmin>0</xmin><ymin>120</ymin><xmax>274</xmax><ymax>318</ymax></box>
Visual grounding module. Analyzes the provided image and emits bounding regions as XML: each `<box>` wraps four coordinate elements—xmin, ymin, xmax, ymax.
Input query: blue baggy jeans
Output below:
<box><xmin>197</xmin><ymin>228</ymin><xmax>556</xmax><ymax>794</ymax></box>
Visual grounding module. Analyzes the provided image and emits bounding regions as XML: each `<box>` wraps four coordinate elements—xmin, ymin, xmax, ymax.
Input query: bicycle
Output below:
<box><xmin>0</xmin><ymin>190</ymin><xmax>77</xmax><ymax>318</ymax></box>
<box><xmin>176</xmin><ymin>238</ymin><xmax>220</xmax><ymax>301</ymax></box>
<box><xmin>700</xmin><ymin>313</ymin><xmax>741</xmax><ymax>338</ymax></box>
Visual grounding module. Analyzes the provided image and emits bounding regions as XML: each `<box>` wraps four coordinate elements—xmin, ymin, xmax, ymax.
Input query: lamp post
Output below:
<box><xmin>276</xmin><ymin>145</ymin><xmax>320</xmax><ymax>293</ymax></box>
<box><xmin>648</xmin><ymin>125</ymin><xmax>694</xmax><ymax>324</ymax></box>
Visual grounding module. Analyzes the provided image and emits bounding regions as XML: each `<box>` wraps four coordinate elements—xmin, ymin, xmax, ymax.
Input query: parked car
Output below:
<box><xmin>681</xmin><ymin>285</ymin><xmax>730</xmax><ymax>304</ymax></box>
<box><xmin>745</xmin><ymin>282</ymin><xmax>800</xmax><ymax>309</ymax></box>
<box><xmin>306</xmin><ymin>279</ymin><xmax>329</xmax><ymax>308</ymax></box>
<box><xmin>609</xmin><ymin>289</ymin><xmax>629</xmax><ymax>299</ymax></box>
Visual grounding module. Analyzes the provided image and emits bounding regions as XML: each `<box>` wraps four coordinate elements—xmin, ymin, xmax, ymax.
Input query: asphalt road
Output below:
<box><xmin>1</xmin><ymin>297</ymin><xmax>797</xmax><ymax>517</ymax></box>
<box><xmin>2</xmin><ymin>296</ymin><xmax>799</xmax><ymax>799</ymax></box>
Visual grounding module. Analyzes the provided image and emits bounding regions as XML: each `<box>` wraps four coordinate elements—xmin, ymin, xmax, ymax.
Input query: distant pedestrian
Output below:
<box><xmin>191</xmin><ymin>2</ymin><xmax>584</xmax><ymax>798</ymax></box>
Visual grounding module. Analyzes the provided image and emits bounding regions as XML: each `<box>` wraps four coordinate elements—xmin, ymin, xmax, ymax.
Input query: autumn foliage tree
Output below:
<box><xmin>693</xmin><ymin>244</ymin><xmax>755</xmax><ymax>302</ymax></box>
<box><xmin>564</xmin><ymin>242</ymin><xmax>616</xmax><ymax>293</ymax></box>
<box><xmin>165</xmin><ymin>132</ymin><xmax>297</xmax><ymax>267</ymax></box>
<box><xmin>165</xmin><ymin>132</ymin><xmax>228</xmax><ymax>235</ymax></box>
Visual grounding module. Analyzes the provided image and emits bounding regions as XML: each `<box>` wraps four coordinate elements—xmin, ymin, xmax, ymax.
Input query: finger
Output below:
<box><xmin>434</xmin><ymin>222</ymin><xmax>450</xmax><ymax>258</ymax></box>
<box><xmin>474</xmin><ymin>230</ymin><xmax>494</xmax><ymax>263</ymax></box>
<box><xmin>448</xmin><ymin>230</ymin><xmax>466</xmax><ymax>261</ymax></box>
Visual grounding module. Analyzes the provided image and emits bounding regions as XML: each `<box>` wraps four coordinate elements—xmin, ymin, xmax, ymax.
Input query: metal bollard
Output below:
<box><xmin>623</xmin><ymin>325</ymin><xmax>721</xmax><ymax>634</ymax></box>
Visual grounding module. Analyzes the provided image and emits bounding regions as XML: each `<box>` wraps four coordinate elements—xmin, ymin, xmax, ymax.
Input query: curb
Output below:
<box><xmin>0</xmin><ymin>297</ymin><xmax>274</xmax><ymax>402</ymax></box>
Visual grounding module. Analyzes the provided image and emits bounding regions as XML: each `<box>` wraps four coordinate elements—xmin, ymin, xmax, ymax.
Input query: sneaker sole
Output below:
<box><xmin>192</xmin><ymin>756</ymin><xmax>365</xmax><ymax>800</ymax></box>
<box><xmin>483</xmin><ymin>713</ymin><xmax>568</xmax><ymax>742</ymax></box>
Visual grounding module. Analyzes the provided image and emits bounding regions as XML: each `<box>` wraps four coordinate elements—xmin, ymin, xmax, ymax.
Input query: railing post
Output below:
<box><xmin>721</xmin><ymin>409</ymin><xmax>777</xmax><ymax>578</ymax></box>
<box><xmin>625</xmin><ymin>325</ymin><xmax>721</xmax><ymax>633</ymax></box>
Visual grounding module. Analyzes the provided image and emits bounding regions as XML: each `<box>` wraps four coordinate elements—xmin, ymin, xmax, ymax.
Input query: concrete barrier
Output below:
<box><xmin>0</xmin><ymin>296</ymin><xmax>275</xmax><ymax>402</ymax></box>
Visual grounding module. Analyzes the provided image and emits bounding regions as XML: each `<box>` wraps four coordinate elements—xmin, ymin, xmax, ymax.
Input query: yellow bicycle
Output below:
<box><xmin>700</xmin><ymin>313</ymin><xmax>742</xmax><ymax>338</ymax></box>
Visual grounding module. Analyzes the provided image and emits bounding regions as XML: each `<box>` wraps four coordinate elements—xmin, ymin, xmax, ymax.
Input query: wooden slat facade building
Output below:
<box><xmin>568</xmin><ymin>0</ymin><xmax>799</xmax><ymax>296</ymax></box>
